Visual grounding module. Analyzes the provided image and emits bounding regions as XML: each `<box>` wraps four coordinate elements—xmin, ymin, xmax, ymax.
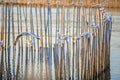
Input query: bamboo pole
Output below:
<box><xmin>30</xmin><ymin>45</ymin><xmax>34</xmax><ymax>79</ymax></box>
<box><xmin>54</xmin><ymin>1</ymin><xmax>59</xmax><ymax>79</ymax></box>
<box><xmin>75</xmin><ymin>5</ymin><xmax>79</xmax><ymax>80</ymax></box>
<box><xmin>24</xmin><ymin>3</ymin><xmax>28</xmax><ymax>80</ymax></box>
<box><xmin>0</xmin><ymin>1</ymin><xmax>5</xmax><ymax>79</ymax></box>
<box><xmin>43</xmin><ymin>4</ymin><xmax>48</xmax><ymax>79</ymax></box>
<box><xmin>15</xmin><ymin>3</ymin><xmax>21</xmax><ymax>80</ymax></box>
<box><xmin>24</xmin><ymin>46</ymin><xmax>28</xmax><ymax>80</ymax></box>
<box><xmin>46</xmin><ymin>2</ymin><xmax>52</xmax><ymax>80</ymax></box>
<box><xmin>30</xmin><ymin>1</ymin><xmax>35</xmax><ymax>79</ymax></box>
<box><xmin>4</xmin><ymin>3</ymin><xmax>8</xmax><ymax>80</ymax></box>
<box><xmin>35</xmin><ymin>4</ymin><xmax>40</xmax><ymax>65</ymax></box>
<box><xmin>19</xmin><ymin>5</ymin><xmax>24</xmax><ymax>80</ymax></box>
<box><xmin>35</xmin><ymin>4</ymin><xmax>40</xmax><ymax>79</ymax></box>
<box><xmin>104</xmin><ymin>19</ymin><xmax>107</xmax><ymax>80</ymax></box>
<box><xmin>61</xmin><ymin>5</ymin><xmax>65</xmax><ymax>80</ymax></box>
<box><xmin>78</xmin><ymin>6</ymin><xmax>81</xmax><ymax>80</ymax></box>
<box><xmin>69</xmin><ymin>7</ymin><xmax>72</xmax><ymax>80</ymax></box>
<box><xmin>49</xmin><ymin>4</ymin><xmax>54</xmax><ymax>80</ymax></box>
<box><xmin>30</xmin><ymin>0</ymin><xmax>35</xmax><ymax>64</ymax></box>
<box><xmin>53</xmin><ymin>44</ymin><xmax>58</xmax><ymax>80</ymax></box>
<box><xmin>65</xmin><ymin>7</ymin><xmax>70</xmax><ymax>80</ymax></box>
<box><xmin>58</xmin><ymin>5</ymin><xmax>61</xmax><ymax>80</ymax></box>
<box><xmin>57</xmin><ymin>43</ymin><xmax>61</xmax><ymax>80</ymax></box>
<box><xmin>39</xmin><ymin>5</ymin><xmax>43</xmax><ymax>80</ymax></box>
<box><xmin>0</xmin><ymin>46</ymin><xmax>4</xmax><ymax>79</ymax></box>
<box><xmin>7</xmin><ymin>2</ymin><xmax>12</xmax><ymax>80</ymax></box>
<box><xmin>11</xmin><ymin>1</ymin><xmax>16</xmax><ymax>79</ymax></box>
<box><xmin>72</xmin><ymin>2</ymin><xmax>75</xmax><ymax>80</ymax></box>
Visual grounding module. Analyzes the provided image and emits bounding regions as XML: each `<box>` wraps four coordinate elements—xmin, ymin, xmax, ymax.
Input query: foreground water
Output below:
<box><xmin>108</xmin><ymin>8</ymin><xmax>120</xmax><ymax>80</ymax></box>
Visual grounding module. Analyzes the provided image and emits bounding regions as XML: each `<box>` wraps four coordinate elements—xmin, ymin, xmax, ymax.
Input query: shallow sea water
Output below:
<box><xmin>108</xmin><ymin>8</ymin><xmax>120</xmax><ymax>80</ymax></box>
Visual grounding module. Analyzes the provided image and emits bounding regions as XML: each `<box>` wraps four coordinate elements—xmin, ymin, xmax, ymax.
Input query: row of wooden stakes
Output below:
<box><xmin>0</xmin><ymin>2</ymin><xmax>112</xmax><ymax>80</ymax></box>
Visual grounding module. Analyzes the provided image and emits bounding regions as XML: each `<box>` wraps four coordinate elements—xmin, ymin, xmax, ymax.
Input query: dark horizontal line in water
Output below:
<box><xmin>112</xmin><ymin>30</ymin><xmax>120</xmax><ymax>32</ymax></box>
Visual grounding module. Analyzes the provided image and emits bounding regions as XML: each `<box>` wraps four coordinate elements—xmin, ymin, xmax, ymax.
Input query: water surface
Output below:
<box><xmin>108</xmin><ymin>8</ymin><xmax>120</xmax><ymax>80</ymax></box>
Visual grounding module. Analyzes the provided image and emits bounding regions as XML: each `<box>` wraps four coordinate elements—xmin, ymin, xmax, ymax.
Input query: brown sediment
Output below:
<box><xmin>0</xmin><ymin>0</ymin><xmax>120</xmax><ymax>8</ymax></box>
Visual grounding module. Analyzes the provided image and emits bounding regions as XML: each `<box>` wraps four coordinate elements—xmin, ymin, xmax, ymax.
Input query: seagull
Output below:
<box><xmin>28</xmin><ymin>40</ymin><xmax>35</xmax><ymax>45</ymax></box>
<box><xmin>14</xmin><ymin>32</ymin><xmax>40</xmax><ymax>45</ymax></box>
<box><xmin>91</xmin><ymin>23</ymin><xmax>96</xmax><ymax>27</ymax></box>
<box><xmin>90</xmin><ymin>23</ymin><xmax>100</xmax><ymax>28</ymax></box>
<box><xmin>103</xmin><ymin>15</ymin><xmax>112</xmax><ymax>23</ymax></box>
<box><xmin>57</xmin><ymin>31</ymin><xmax>62</xmax><ymax>43</ymax></box>
<box><xmin>27</xmin><ymin>40</ymin><xmax>35</xmax><ymax>45</ymax></box>
<box><xmin>83</xmin><ymin>32</ymin><xmax>90</xmax><ymax>37</ymax></box>
<box><xmin>63</xmin><ymin>35</ymin><xmax>70</xmax><ymax>41</ymax></box>
<box><xmin>57</xmin><ymin>31</ymin><xmax>72</xmax><ymax>42</ymax></box>
<box><xmin>29</xmin><ymin>32</ymin><xmax>40</xmax><ymax>39</ymax></box>
<box><xmin>96</xmin><ymin>24</ymin><xmax>100</xmax><ymax>28</ymax></box>
<box><xmin>102</xmin><ymin>10</ymin><xmax>107</xmax><ymax>14</ymax></box>
<box><xmin>76</xmin><ymin>35</ymin><xmax>82</xmax><ymax>40</ymax></box>
<box><xmin>0</xmin><ymin>40</ymin><xmax>4</xmax><ymax>45</ymax></box>
<box><xmin>76</xmin><ymin>35</ymin><xmax>81</xmax><ymax>40</ymax></box>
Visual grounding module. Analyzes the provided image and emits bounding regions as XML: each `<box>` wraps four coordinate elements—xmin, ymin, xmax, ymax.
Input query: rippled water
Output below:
<box><xmin>108</xmin><ymin>8</ymin><xmax>120</xmax><ymax>80</ymax></box>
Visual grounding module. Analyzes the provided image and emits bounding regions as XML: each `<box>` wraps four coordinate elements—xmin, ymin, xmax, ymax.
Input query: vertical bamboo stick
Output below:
<box><xmin>4</xmin><ymin>3</ymin><xmax>8</xmax><ymax>80</ymax></box>
<box><xmin>72</xmin><ymin>2</ymin><xmax>75</xmax><ymax>80</ymax></box>
<box><xmin>30</xmin><ymin>0</ymin><xmax>34</xmax><ymax>63</ymax></box>
<box><xmin>39</xmin><ymin>5</ymin><xmax>43</xmax><ymax>80</ymax></box>
<box><xmin>43</xmin><ymin>4</ymin><xmax>48</xmax><ymax>80</ymax></box>
<box><xmin>97</xmin><ymin>7</ymin><xmax>102</xmax><ymax>80</ymax></box>
<box><xmin>7</xmin><ymin>3</ymin><xmax>12</xmax><ymax>80</ymax></box>
<box><xmin>66</xmin><ymin>7</ymin><xmax>70</xmax><ymax>80</ymax></box>
<box><xmin>11</xmin><ymin>1</ymin><xmax>16</xmax><ymax>79</ymax></box>
<box><xmin>49</xmin><ymin>5</ymin><xmax>54</xmax><ymax>80</ymax></box>
<box><xmin>46</xmin><ymin>2</ymin><xmax>52</xmax><ymax>80</ymax></box>
<box><xmin>0</xmin><ymin>1</ymin><xmax>5</xmax><ymax>79</ymax></box>
<box><xmin>35</xmin><ymin>4</ymin><xmax>39</xmax><ymax>65</ymax></box>
<box><xmin>15</xmin><ymin>3</ymin><xmax>21</xmax><ymax>80</ymax></box>
<box><xmin>0</xmin><ymin>46</ymin><xmax>4</xmax><ymax>79</ymax></box>
<box><xmin>75</xmin><ymin>5</ymin><xmax>79</xmax><ymax>80</ymax></box>
<box><xmin>57</xmin><ymin>4</ymin><xmax>61</xmax><ymax>78</ymax></box>
<box><xmin>61</xmin><ymin>5</ymin><xmax>65</xmax><ymax>80</ymax></box>
<box><xmin>19</xmin><ymin>5</ymin><xmax>24</xmax><ymax>80</ymax></box>
<box><xmin>24</xmin><ymin>4</ymin><xmax>28</xmax><ymax>80</ymax></box>
<box><xmin>53</xmin><ymin>44</ymin><xmax>58</xmax><ymax>80</ymax></box>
